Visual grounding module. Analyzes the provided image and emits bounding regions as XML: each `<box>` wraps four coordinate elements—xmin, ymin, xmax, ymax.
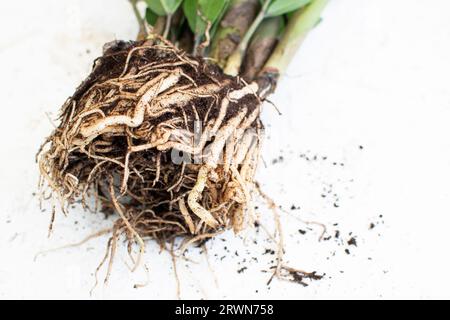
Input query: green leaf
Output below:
<box><xmin>208</xmin><ymin>0</ymin><xmax>231</xmax><ymax>40</ymax></box>
<box><xmin>199</xmin><ymin>0</ymin><xmax>229</xmax><ymax>23</ymax></box>
<box><xmin>183</xmin><ymin>0</ymin><xmax>230</xmax><ymax>35</ymax></box>
<box><xmin>183</xmin><ymin>0</ymin><xmax>198</xmax><ymax>33</ymax></box>
<box><xmin>145</xmin><ymin>7</ymin><xmax>159</xmax><ymax>26</ymax></box>
<box><xmin>266</xmin><ymin>0</ymin><xmax>312</xmax><ymax>17</ymax></box>
<box><xmin>146</xmin><ymin>0</ymin><xmax>183</xmax><ymax>16</ymax></box>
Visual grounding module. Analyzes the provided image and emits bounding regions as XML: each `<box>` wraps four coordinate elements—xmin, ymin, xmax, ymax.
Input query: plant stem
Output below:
<box><xmin>258</xmin><ymin>0</ymin><xmax>328</xmax><ymax>96</ymax></box>
<box><xmin>169</xmin><ymin>8</ymin><xmax>184</xmax><ymax>43</ymax></box>
<box><xmin>224</xmin><ymin>0</ymin><xmax>271</xmax><ymax>76</ymax></box>
<box><xmin>241</xmin><ymin>16</ymin><xmax>282</xmax><ymax>81</ymax></box>
<box><xmin>130</xmin><ymin>0</ymin><xmax>148</xmax><ymax>39</ymax></box>
<box><xmin>209</xmin><ymin>0</ymin><xmax>260</xmax><ymax>68</ymax></box>
<box><xmin>193</xmin><ymin>35</ymin><xmax>202</xmax><ymax>55</ymax></box>
<box><xmin>153</xmin><ymin>16</ymin><xmax>167</xmax><ymax>36</ymax></box>
<box><xmin>163</xmin><ymin>14</ymin><xmax>173</xmax><ymax>39</ymax></box>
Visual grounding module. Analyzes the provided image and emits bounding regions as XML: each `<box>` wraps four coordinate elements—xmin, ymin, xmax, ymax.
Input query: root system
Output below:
<box><xmin>36</xmin><ymin>0</ymin><xmax>329</xmax><ymax>288</ymax></box>
<box><xmin>37</xmin><ymin>39</ymin><xmax>263</xmax><ymax>257</ymax></box>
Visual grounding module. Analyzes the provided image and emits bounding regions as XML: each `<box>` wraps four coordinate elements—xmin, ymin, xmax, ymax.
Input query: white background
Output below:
<box><xmin>1</xmin><ymin>0</ymin><xmax>449</xmax><ymax>299</ymax></box>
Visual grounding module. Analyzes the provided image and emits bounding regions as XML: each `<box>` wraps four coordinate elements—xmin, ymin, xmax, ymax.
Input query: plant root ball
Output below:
<box><xmin>38</xmin><ymin>40</ymin><xmax>263</xmax><ymax>244</ymax></box>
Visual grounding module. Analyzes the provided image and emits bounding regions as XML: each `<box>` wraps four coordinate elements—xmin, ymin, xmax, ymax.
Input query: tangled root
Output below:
<box><xmin>37</xmin><ymin>39</ymin><xmax>263</xmax><ymax>254</ymax></box>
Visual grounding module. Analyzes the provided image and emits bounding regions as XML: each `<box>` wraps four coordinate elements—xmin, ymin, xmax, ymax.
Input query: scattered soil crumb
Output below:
<box><xmin>271</xmin><ymin>155</ymin><xmax>284</xmax><ymax>164</ymax></box>
<box><xmin>263</xmin><ymin>249</ymin><xmax>275</xmax><ymax>255</ymax></box>
<box><xmin>347</xmin><ymin>237</ymin><xmax>357</xmax><ymax>247</ymax></box>
<box><xmin>289</xmin><ymin>271</ymin><xmax>324</xmax><ymax>287</ymax></box>
<box><xmin>237</xmin><ymin>267</ymin><xmax>248</xmax><ymax>274</ymax></box>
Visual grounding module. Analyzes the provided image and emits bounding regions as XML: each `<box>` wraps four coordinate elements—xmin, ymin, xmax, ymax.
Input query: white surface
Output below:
<box><xmin>1</xmin><ymin>0</ymin><xmax>450</xmax><ymax>299</ymax></box>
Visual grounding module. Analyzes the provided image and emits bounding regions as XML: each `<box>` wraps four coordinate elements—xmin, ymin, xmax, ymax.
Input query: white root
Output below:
<box><xmin>211</xmin><ymin>82</ymin><xmax>258</xmax><ymax>135</ymax></box>
<box><xmin>109</xmin><ymin>181</ymin><xmax>145</xmax><ymax>272</ymax></box>
<box><xmin>39</xmin><ymin>38</ymin><xmax>265</xmax><ymax>259</ymax></box>
<box><xmin>229</xmin><ymin>82</ymin><xmax>258</xmax><ymax>100</ymax></box>
<box><xmin>178</xmin><ymin>197</ymin><xmax>195</xmax><ymax>234</ymax></box>
<box><xmin>206</xmin><ymin>108</ymin><xmax>248</xmax><ymax>168</ymax></box>
<box><xmin>156</xmin><ymin>121</ymin><xmax>214</xmax><ymax>154</ymax></box>
<box><xmin>187</xmin><ymin>166</ymin><xmax>219</xmax><ymax>228</ymax></box>
<box><xmin>232</xmin><ymin>205</ymin><xmax>245</xmax><ymax>233</ymax></box>
<box><xmin>158</xmin><ymin>83</ymin><xmax>223</xmax><ymax>105</ymax></box>
<box><xmin>223</xmin><ymin>134</ymin><xmax>236</xmax><ymax>174</ymax></box>
<box><xmin>178</xmin><ymin>231</ymin><xmax>223</xmax><ymax>255</ymax></box>
<box><xmin>185</xmin><ymin>102</ymin><xmax>254</xmax><ymax>229</ymax></box>
<box><xmin>80</xmin><ymin>69</ymin><xmax>182</xmax><ymax>140</ymax></box>
<box><xmin>121</xmin><ymin>130</ymin><xmax>171</xmax><ymax>192</ymax></box>
<box><xmin>152</xmin><ymin>152</ymin><xmax>161</xmax><ymax>187</ymax></box>
<box><xmin>232</xmin><ymin>130</ymin><xmax>257</xmax><ymax>166</ymax></box>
